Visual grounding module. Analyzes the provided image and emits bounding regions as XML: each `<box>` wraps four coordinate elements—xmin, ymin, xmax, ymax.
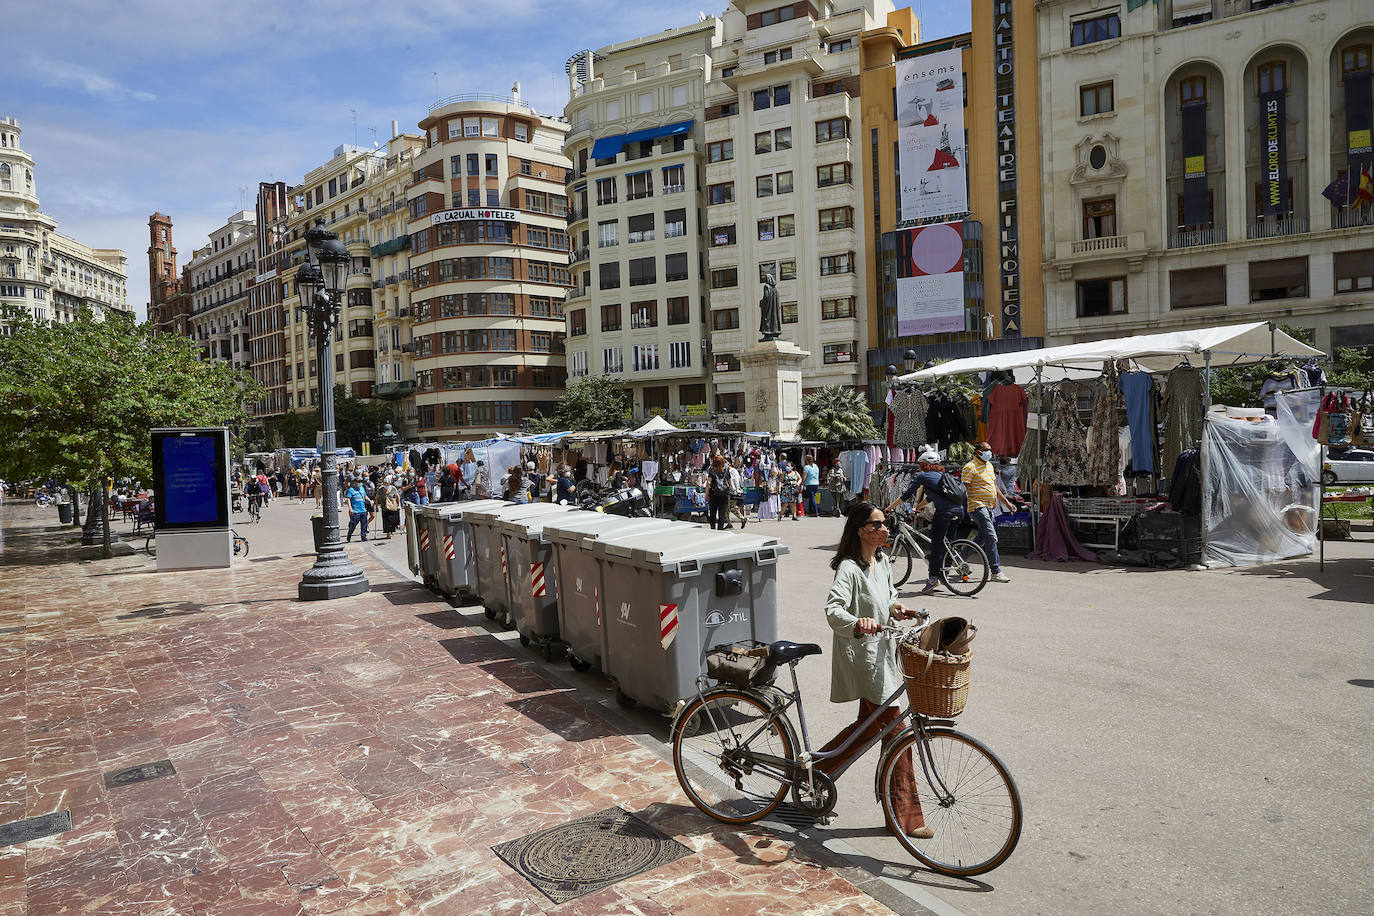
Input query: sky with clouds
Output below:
<box><xmin>9</xmin><ymin>0</ymin><xmax>971</xmax><ymax>320</ymax></box>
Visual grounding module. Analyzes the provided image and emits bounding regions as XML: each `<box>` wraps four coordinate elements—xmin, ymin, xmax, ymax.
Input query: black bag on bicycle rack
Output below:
<box><xmin>704</xmin><ymin>641</ymin><xmax>776</xmax><ymax>688</ymax></box>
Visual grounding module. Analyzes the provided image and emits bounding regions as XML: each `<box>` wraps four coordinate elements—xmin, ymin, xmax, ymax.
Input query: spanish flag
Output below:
<box><xmin>1356</xmin><ymin>165</ymin><xmax>1374</xmax><ymax>209</ymax></box>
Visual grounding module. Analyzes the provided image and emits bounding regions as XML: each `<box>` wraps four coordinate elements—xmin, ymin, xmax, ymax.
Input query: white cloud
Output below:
<box><xmin>27</xmin><ymin>58</ymin><xmax>157</xmax><ymax>102</ymax></box>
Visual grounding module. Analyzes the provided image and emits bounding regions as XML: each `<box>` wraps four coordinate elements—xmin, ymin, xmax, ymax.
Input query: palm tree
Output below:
<box><xmin>798</xmin><ymin>385</ymin><xmax>880</xmax><ymax>442</ymax></box>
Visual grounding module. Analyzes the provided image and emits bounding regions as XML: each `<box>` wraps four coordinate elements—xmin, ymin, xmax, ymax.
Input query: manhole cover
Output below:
<box><xmin>0</xmin><ymin>810</ymin><xmax>72</xmax><ymax>847</ymax></box>
<box><xmin>492</xmin><ymin>806</ymin><xmax>690</xmax><ymax>904</ymax></box>
<box><xmin>103</xmin><ymin>759</ymin><xmax>176</xmax><ymax>789</ymax></box>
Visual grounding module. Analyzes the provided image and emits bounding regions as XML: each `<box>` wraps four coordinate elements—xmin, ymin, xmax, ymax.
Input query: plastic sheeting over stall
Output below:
<box><xmin>1202</xmin><ymin>393</ymin><xmax>1320</xmax><ymax>567</ymax></box>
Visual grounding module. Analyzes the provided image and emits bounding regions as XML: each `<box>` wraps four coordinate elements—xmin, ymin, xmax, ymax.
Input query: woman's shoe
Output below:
<box><xmin>905</xmin><ymin>825</ymin><xmax>935</xmax><ymax>839</ymax></box>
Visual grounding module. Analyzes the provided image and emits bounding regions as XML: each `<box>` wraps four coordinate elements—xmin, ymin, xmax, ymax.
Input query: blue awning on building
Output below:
<box><xmin>589</xmin><ymin>120</ymin><xmax>693</xmax><ymax>160</ymax></box>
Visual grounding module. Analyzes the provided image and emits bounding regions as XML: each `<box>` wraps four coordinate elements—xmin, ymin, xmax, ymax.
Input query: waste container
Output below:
<box><xmin>432</xmin><ymin>499</ymin><xmax>511</xmax><ymax>599</ymax></box>
<box><xmin>402</xmin><ymin>502</ymin><xmax>421</xmax><ymax>575</ymax></box>
<box><xmin>464</xmin><ymin>502</ymin><xmax>574</xmax><ymax>626</ymax></box>
<box><xmin>496</xmin><ymin>505</ymin><xmax>586</xmax><ymax>657</ymax></box>
<box><xmin>543</xmin><ymin>515</ymin><xmax>682</xmax><ymax>673</ymax></box>
<box><xmin>591</xmin><ymin>528</ymin><xmax>787</xmax><ymax>713</ymax></box>
<box><xmin>412</xmin><ymin>503</ymin><xmax>448</xmax><ymax>590</ymax></box>
<box><xmin>57</xmin><ymin>502</ymin><xmax>74</xmax><ymax>525</ymax></box>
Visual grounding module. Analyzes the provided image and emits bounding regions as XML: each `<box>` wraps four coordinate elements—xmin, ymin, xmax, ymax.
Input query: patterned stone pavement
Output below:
<box><xmin>0</xmin><ymin>504</ymin><xmax>901</xmax><ymax>915</ymax></box>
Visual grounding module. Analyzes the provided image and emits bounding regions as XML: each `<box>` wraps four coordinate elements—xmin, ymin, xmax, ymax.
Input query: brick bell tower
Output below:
<box><xmin>147</xmin><ymin>213</ymin><xmax>179</xmax><ymax>328</ymax></box>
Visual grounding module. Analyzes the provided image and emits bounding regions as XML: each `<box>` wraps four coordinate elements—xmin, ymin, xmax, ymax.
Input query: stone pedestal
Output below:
<box><xmin>739</xmin><ymin>339</ymin><xmax>810</xmax><ymax>439</ymax></box>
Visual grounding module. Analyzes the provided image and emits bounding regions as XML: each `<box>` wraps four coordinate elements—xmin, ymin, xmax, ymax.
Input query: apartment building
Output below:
<box><xmin>282</xmin><ymin>144</ymin><xmax>385</xmax><ymax>412</ymax></box>
<box><xmin>248</xmin><ymin>181</ymin><xmax>290</xmax><ymax>420</ymax></box>
<box><xmin>185</xmin><ymin>210</ymin><xmax>255</xmax><ymax>370</ymax></box>
<box><xmin>702</xmin><ymin>0</ymin><xmax>891</xmax><ymax>419</ymax></box>
<box><xmin>1</xmin><ymin>117</ymin><xmax>129</xmax><ymax>330</ymax></box>
<box><xmin>406</xmin><ymin>95</ymin><xmax>570</xmax><ymax>438</ymax></box>
<box><xmin>366</xmin><ymin>128</ymin><xmax>427</xmax><ymax>438</ymax></box>
<box><xmin>563</xmin><ymin>21</ymin><xmax>720</xmax><ymax>421</ymax></box>
<box><xmin>1039</xmin><ymin>0</ymin><xmax>1374</xmax><ymax>351</ymax></box>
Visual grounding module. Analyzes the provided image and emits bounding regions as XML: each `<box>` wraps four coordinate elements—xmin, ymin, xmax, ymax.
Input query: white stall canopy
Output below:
<box><xmin>897</xmin><ymin>322</ymin><xmax>1323</xmax><ymax>384</ymax></box>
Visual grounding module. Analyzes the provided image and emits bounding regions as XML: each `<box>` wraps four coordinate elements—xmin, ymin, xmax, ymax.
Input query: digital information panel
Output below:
<box><xmin>151</xmin><ymin>428</ymin><xmax>230</xmax><ymax>531</ymax></box>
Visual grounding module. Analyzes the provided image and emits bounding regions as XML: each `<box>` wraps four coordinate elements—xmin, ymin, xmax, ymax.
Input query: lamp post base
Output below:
<box><xmin>298</xmin><ymin>551</ymin><xmax>370</xmax><ymax>601</ymax></box>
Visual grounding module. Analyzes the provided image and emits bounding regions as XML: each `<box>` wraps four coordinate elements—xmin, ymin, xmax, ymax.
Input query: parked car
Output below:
<box><xmin>1322</xmin><ymin>448</ymin><xmax>1374</xmax><ymax>485</ymax></box>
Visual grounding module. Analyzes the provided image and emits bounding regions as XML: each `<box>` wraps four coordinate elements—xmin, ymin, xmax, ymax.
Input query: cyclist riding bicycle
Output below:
<box><xmin>886</xmin><ymin>449</ymin><xmax>962</xmax><ymax>597</ymax></box>
<box><xmin>817</xmin><ymin>501</ymin><xmax>929</xmax><ymax>838</ymax></box>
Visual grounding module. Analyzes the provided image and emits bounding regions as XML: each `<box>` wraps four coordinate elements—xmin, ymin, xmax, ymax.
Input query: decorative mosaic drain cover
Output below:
<box><xmin>103</xmin><ymin>759</ymin><xmax>176</xmax><ymax>789</ymax></box>
<box><xmin>0</xmin><ymin>810</ymin><xmax>72</xmax><ymax>847</ymax></box>
<box><xmin>492</xmin><ymin>806</ymin><xmax>691</xmax><ymax>904</ymax></box>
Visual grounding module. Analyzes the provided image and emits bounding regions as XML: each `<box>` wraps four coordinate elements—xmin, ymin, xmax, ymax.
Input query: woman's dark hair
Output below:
<box><xmin>831</xmin><ymin>501</ymin><xmax>886</xmax><ymax>571</ymax></box>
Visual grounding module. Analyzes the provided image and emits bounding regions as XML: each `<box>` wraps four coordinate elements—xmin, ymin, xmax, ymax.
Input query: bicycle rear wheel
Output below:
<box><xmin>879</xmin><ymin>727</ymin><xmax>1022</xmax><ymax>877</ymax></box>
<box><xmin>672</xmin><ymin>690</ymin><xmax>795</xmax><ymax>824</ymax></box>
<box><xmin>233</xmin><ymin>536</ymin><xmax>249</xmax><ymax>558</ymax></box>
<box><xmin>940</xmin><ymin>538</ymin><xmax>989</xmax><ymax>597</ymax></box>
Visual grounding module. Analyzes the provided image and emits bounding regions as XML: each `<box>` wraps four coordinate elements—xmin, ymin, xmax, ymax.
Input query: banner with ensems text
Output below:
<box><xmin>897</xmin><ymin>49</ymin><xmax>967</xmax><ymax>222</ymax></box>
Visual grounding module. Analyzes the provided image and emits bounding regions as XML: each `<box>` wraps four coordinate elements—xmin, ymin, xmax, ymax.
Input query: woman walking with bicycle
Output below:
<box><xmin>815</xmin><ymin>502</ymin><xmax>930</xmax><ymax>839</ymax></box>
<box><xmin>887</xmin><ymin>449</ymin><xmax>961</xmax><ymax>597</ymax></box>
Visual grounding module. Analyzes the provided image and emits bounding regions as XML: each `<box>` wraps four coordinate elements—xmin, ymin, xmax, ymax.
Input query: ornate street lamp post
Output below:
<box><xmin>297</xmin><ymin>218</ymin><xmax>369</xmax><ymax>601</ymax></box>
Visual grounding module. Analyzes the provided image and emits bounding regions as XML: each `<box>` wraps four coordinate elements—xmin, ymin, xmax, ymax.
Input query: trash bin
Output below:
<box><xmin>430</xmin><ymin>499</ymin><xmax>510</xmax><ymax>599</ymax></box>
<box><xmin>57</xmin><ymin>502</ymin><xmax>74</xmax><ymax>525</ymax></box>
<box><xmin>464</xmin><ymin>502</ymin><xmax>574</xmax><ymax>626</ymax></box>
<box><xmin>591</xmin><ymin>528</ymin><xmax>787</xmax><ymax>714</ymax></box>
<box><xmin>402</xmin><ymin>502</ymin><xmax>421</xmax><ymax>575</ymax></box>
<box><xmin>543</xmin><ymin>515</ymin><xmax>681</xmax><ymax>674</ymax></box>
<box><xmin>496</xmin><ymin>505</ymin><xmax>585</xmax><ymax>656</ymax></box>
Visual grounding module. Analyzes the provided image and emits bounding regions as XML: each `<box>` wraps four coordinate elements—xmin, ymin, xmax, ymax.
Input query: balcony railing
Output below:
<box><xmin>1247</xmin><ymin>215</ymin><xmax>1308</xmax><ymax>240</ymax></box>
<box><xmin>1070</xmin><ymin>235</ymin><xmax>1127</xmax><ymax>254</ymax></box>
<box><xmin>1333</xmin><ymin>208</ymin><xmax>1374</xmax><ymax>229</ymax></box>
<box><xmin>570</xmin><ymin>246</ymin><xmax>589</xmax><ymax>263</ymax></box>
<box><xmin>1168</xmin><ymin>226</ymin><xmax>1227</xmax><ymax>249</ymax></box>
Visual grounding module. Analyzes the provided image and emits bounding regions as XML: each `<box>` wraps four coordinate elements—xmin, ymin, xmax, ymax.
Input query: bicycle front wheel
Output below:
<box><xmin>879</xmin><ymin>727</ymin><xmax>1022</xmax><ymax>877</ymax></box>
<box><xmin>672</xmin><ymin>690</ymin><xmax>795</xmax><ymax>824</ymax></box>
<box><xmin>234</xmin><ymin>537</ymin><xmax>249</xmax><ymax>558</ymax></box>
<box><xmin>891</xmin><ymin>538</ymin><xmax>916</xmax><ymax>588</ymax></box>
<box><xmin>940</xmin><ymin>539</ymin><xmax>989</xmax><ymax>597</ymax></box>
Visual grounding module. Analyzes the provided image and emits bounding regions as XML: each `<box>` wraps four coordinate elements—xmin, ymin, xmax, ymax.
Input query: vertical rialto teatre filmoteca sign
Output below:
<box><xmin>993</xmin><ymin>0</ymin><xmax>1021</xmax><ymax>338</ymax></box>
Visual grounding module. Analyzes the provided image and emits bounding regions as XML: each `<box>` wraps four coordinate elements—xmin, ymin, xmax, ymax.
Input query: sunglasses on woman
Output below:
<box><xmin>863</xmin><ymin>520</ymin><xmax>888</xmax><ymax>531</ymax></box>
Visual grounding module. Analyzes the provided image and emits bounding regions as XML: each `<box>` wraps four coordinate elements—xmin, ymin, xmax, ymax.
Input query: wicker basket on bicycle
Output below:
<box><xmin>898</xmin><ymin>617</ymin><xmax>976</xmax><ymax>718</ymax></box>
<box><xmin>704</xmin><ymin>640</ymin><xmax>777</xmax><ymax>688</ymax></box>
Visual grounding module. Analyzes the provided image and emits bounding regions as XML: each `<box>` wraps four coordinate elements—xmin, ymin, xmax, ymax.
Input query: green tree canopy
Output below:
<box><xmin>527</xmin><ymin>375</ymin><xmax>632</xmax><ymax>433</ymax></box>
<box><xmin>266</xmin><ymin>386</ymin><xmax>397</xmax><ymax>453</ymax></box>
<box><xmin>0</xmin><ymin>309</ymin><xmax>256</xmax><ymax>488</ymax></box>
<box><xmin>798</xmin><ymin>385</ymin><xmax>880</xmax><ymax>442</ymax></box>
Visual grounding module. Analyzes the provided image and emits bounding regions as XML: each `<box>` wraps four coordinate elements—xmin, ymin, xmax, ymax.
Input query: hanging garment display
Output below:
<box><xmin>1257</xmin><ymin>367</ymin><xmax>1302</xmax><ymax>412</ymax></box>
<box><xmin>1042</xmin><ymin>388</ymin><xmax>1093</xmax><ymax>486</ymax></box>
<box><xmin>924</xmin><ymin>391</ymin><xmax>970</xmax><ymax>449</ymax></box>
<box><xmin>890</xmin><ymin>389</ymin><xmax>929</xmax><ymax>448</ymax></box>
<box><xmin>1161</xmin><ymin>367</ymin><xmax>1204</xmax><ymax>481</ymax></box>
<box><xmin>1085</xmin><ymin>367</ymin><xmax>1123</xmax><ymax>487</ymax></box>
<box><xmin>986</xmin><ymin>383</ymin><xmax>1028</xmax><ymax>457</ymax></box>
<box><xmin>1118</xmin><ymin>371</ymin><xmax>1157</xmax><ymax>474</ymax></box>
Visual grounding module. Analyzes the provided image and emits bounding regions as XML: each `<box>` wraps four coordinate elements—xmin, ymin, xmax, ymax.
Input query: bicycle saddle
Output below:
<box><xmin>769</xmin><ymin>640</ymin><xmax>821</xmax><ymax>664</ymax></box>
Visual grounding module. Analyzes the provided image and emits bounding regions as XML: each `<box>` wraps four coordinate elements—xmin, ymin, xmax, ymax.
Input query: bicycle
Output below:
<box><xmin>887</xmin><ymin>508</ymin><xmax>990</xmax><ymax>596</ymax></box>
<box><xmin>246</xmin><ymin>491</ymin><xmax>264</xmax><ymax>523</ymax></box>
<box><xmin>672</xmin><ymin>615</ymin><xmax>1022</xmax><ymax>877</ymax></box>
<box><xmin>232</xmin><ymin>529</ymin><xmax>249</xmax><ymax>558</ymax></box>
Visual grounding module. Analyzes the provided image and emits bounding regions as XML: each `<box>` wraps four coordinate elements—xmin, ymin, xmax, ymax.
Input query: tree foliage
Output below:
<box><xmin>1207</xmin><ymin>324</ymin><xmax>1374</xmax><ymax>405</ymax></box>
<box><xmin>798</xmin><ymin>385</ymin><xmax>880</xmax><ymax>442</ymax></box>
<box><xmin>267</xmin><ymin>386</ymin><xmax>397</xmax><ymax>453</ymax></box>
<box><xmin>0</xmin><ymin>309</ymin><xmax>256</xmax><ymax>488</ymax></box>
<box><xmin>527</xmin><ymin>375</ymin><xmax>632</xmax><ymax>433</ymax></box>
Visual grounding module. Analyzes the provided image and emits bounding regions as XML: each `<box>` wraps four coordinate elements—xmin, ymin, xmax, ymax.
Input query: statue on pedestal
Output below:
<box><xmin>758</xmin><ymin>273</ymin><xmax>781</xmax><ymax>342</ymax></box>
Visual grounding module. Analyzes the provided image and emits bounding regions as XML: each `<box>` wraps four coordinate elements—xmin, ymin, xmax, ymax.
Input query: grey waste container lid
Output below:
<box><xmin>542</xmin><ymin>514</ymin><xmax>680</xmax><ymax>548</ymax></box>
<box><xmin>466</xmin><ymin>502</ymin><xmax>574</xmax><ymax>527</ymax></box>
<box><xmin>495</xmin><ymin>505</ymin><xmax>584</xmax><ymax>540</ymax></box>
<box><xmin>590</xmin><ymin>528</ymin><xmax>788</xmax><ymax>575</ymax></box>
<box><xmin>433</xmin><ymin>498</ymin><xmax>511</xmax><ymax>520</ymax></box>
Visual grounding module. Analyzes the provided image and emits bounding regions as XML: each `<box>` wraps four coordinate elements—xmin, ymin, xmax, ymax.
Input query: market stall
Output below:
<box><xmin>895</xmin><ymin>321</ymin><xmax>1325</xmax><ymax>568</ymax></box>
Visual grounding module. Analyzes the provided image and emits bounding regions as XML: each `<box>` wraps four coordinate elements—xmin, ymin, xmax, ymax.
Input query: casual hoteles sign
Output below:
<box><xmin>430</xmin><ymin>208</ymin><xmax>519</xmax><ymax>226</ymax></box>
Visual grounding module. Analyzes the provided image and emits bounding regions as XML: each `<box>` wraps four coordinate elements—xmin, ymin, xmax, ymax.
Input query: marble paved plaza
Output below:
<box><xmin>0</xmin><ymin>505</ymin><xmax>908</xmax><ymax>916</ymax></box>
